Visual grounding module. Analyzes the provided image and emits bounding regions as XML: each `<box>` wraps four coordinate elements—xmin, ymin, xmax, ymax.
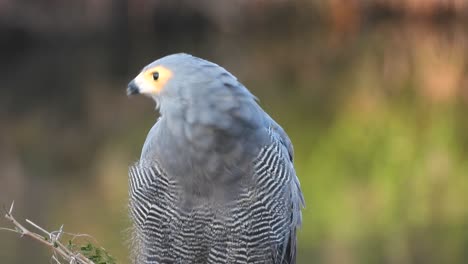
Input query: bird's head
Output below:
<box><xmin>127</xmin><ymin>62</ymin><xmax>173</xmax><ymax>97</ymax></box>
<box><xmin>128</xmin><ymin>53</ymin><xmax>237</xmax><ymax>105</ymax></box>
<box><xmin>127</xmin><ymin>54</ymin><xmax>185</xmax><ymax>98</ymax></box>
<box><xmin>127</xmin><ymin>53</ymin><xmax>258</xmax><ymax>129</ymax></box>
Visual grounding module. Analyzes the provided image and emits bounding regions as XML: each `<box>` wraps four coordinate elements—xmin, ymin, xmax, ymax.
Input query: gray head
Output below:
<box><xmin>127</xmin><ymin>53</ymin><xmax>255</xmax><ymax>119</ymax></box>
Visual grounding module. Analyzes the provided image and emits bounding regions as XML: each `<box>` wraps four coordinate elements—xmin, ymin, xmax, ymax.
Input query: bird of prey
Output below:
<box><xmin>127</xmin><ymin>53</ymin><xmax>304</xmax><ymax>264</ymax></box>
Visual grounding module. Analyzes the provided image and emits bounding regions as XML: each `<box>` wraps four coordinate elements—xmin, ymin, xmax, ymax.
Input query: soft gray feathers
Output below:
<box><xmin>128</xmin><ymin>54</ymin><xmax>304</xmax><ymax>263</ymax></box>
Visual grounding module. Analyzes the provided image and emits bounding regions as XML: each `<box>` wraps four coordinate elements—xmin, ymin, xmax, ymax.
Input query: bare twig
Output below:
<box><xmin>26</xmin><ymin>218</ymin><xmax>52</xmax><ymax>236</ymax></box>
<box><xmin>9</xmin><ymin>200</ymin><xmax>14</xmax><ymax>214</ymax></box>
<box><xmin>0</xmin><ymin>227</ymin><xmax>18</xmax><ymax>233</ymax></box>
<box><xmin>1</xmin><ymin>201</ymin><xmax>95</xmax><ymax>264</ymax></box>
<box><xmin>51</xmin><ymin>255</ymin><xmax>62</xmax><ymax>264</ymax></box>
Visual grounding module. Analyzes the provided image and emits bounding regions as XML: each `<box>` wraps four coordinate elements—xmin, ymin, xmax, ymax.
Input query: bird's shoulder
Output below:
<box><xmin>262</xmin><ymin>115</ymin><xmax>294</xmax><ymax>162</ymax></box>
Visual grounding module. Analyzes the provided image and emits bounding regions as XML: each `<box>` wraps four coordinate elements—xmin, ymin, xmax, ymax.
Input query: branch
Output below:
<box><xmin>2</xmin><ymin>201</ymin><xmax>95</xmax><ymax>264</ymax></box>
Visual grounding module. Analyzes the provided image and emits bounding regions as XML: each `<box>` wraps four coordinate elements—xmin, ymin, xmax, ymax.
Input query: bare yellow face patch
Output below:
<box><xmin>134</xmin><ymin>66</ymin><xmax>173</xmax><ymax>95</ymax></box>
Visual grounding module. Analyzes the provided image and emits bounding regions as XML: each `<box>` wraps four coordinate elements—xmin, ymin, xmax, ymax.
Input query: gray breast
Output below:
<box><xmin>128</xmin><ymin>128</ymin><xmax>297</xmax><ymax>264</ymax></box>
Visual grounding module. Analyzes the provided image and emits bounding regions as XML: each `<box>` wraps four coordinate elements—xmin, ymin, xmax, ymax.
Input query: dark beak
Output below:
<box><xmin>127</xmin><ymin>80</ymin><xmax>140</xmax><ymax>96</ymax></box>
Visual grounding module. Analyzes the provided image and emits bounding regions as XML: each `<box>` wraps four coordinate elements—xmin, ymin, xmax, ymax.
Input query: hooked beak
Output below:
<box><xmin>127</xmin><ymin>80</ymin><xmax>140</xmax><ymax>96</ymax></box>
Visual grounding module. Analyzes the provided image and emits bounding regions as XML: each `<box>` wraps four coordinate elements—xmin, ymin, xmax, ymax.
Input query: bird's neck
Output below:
<box><xmin>143</xmin><ymin>115</ymin><xmax>258</xmax><ymax>203</ymax></box>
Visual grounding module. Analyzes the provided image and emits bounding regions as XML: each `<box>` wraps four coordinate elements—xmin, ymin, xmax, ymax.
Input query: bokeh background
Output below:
<box><xmin>1</xmin><ymin>1</ymin><xmax>468</xmax><ymax>263</ymax></box>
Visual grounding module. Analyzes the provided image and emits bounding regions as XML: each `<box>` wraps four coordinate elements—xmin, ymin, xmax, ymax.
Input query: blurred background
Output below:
<box><xmin>1</xmin><ymin>0</ymin><xmax>468</xmax><ymax>263</ymax></box>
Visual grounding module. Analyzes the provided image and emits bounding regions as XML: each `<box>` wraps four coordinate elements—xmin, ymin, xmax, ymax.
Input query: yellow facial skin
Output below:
<box><xmin>134</xmin><ymin>66</ymin><xmax>173</xmax><ymax>95</ymax></box>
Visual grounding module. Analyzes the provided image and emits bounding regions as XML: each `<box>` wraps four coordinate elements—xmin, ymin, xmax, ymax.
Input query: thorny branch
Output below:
<box><xmin>1</xmin><ymin>201</ymin><xmax>95</xmax><ymax>264</ymax></box>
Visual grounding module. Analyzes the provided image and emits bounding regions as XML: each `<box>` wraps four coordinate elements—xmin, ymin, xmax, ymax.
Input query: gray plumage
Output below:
<box><xmin>127</xmin><ymin>53</ymin><xmax>304</xmax><ymax>264</ymax></box>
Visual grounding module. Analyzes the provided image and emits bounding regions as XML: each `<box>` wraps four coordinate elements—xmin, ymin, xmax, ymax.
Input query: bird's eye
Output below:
<box><xmin>152</xmin><ymin>72</ymin><xmax>159</xmax><ymax>81</ymax></box>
